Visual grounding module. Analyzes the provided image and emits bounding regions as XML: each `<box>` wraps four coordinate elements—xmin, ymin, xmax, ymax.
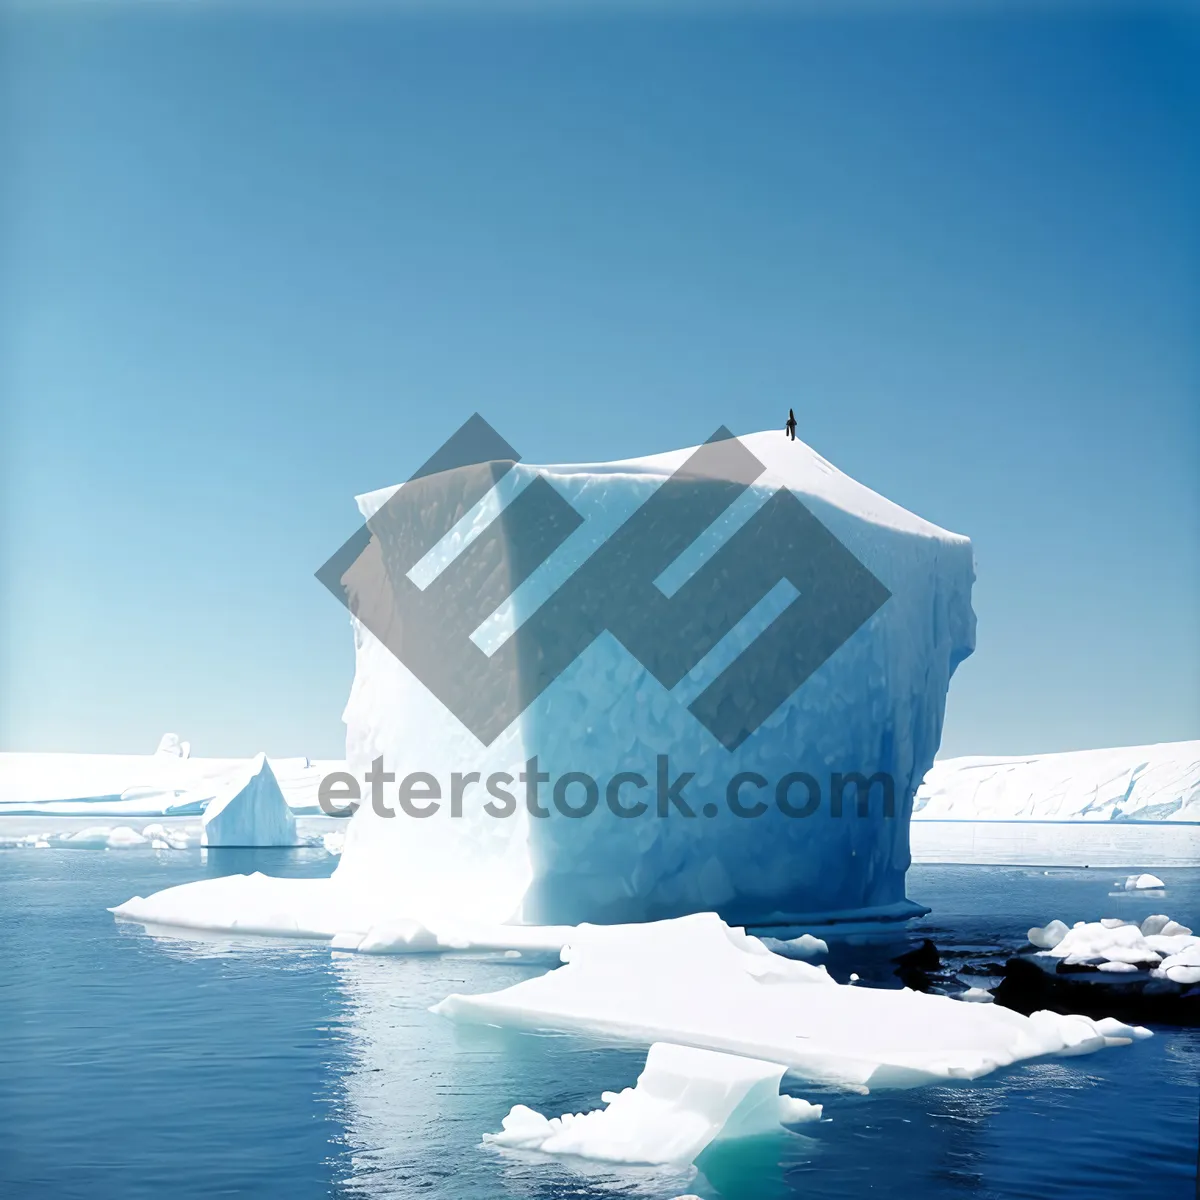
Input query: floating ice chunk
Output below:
<box><xmin>106</xmin><ymin>826</ymin><xmax>148</xmax><ymax>848</ymax></box>
<box><xmin>321</xmin><ymin>832</ymin><xmax>345</xmax><ymax>857</ymax></box>
<box><xmin>1040</xmin><ymin>921</ymin><xmax>1161</xmax><ymax>966</ymax></box>
<box><xmin>1027</xmin><ymin>920</ymin><xmax>1069</xmax><ymax>949</ymax></box>
<box><xmin>137</xmin><ymin>822</ymin><xmax>192</xmax><ymax>850</ymax></box>
<box><xmin>1123</xmin><ymin>873</ymin><xmax>1166</xmax><ymax>891</ymax></box>
<box><xmin>1162</xmin><ymin>966</ymin><xmax>1200</xmax><ymax>985</ymax></box>
<box><xmin>335</xmin><ymin>919</ymin><xmax>443</xmax><ymax>955</ymax></box>
<box><xmin>66</xmin><ymin>826</ymin><xmax>115</xmax><ymax>847</ymax></box>
<box><xmin>1155</xmin><ymin>943</ymin><xmax>1200</xmax><ymax>983</ymax></box>
<box><xmin>201</xmin><ymin>755</ymin><xmax>298</xmax><ymax>848</ymax></box>
<box><xmin>1099</xmin><ymin>918</ymin><xmax>1133</xmax><ymax>929</ymax></box>
<box><xmin>957</xmin><ymin>988</ymin><xmax>995</xmax><ymax>1003</ymax></box>
<box><xmin>482</xmin><ymin>1042</ymin><xmax>818</xmax><ymax>1165</ymax></box>
<box><xmin>1029</xmin><ymin>913</ymin><xmax>1200</xmax><ymax>982</ymax></box>
<box><xmin>776</xmin><ymin>1095</ymin><xmax>823</xmax><ymax>1125</ymax></box>
<box><xmin>758</xmin><ymin>933</ymin><xmax>829</xmax><ymax>959</ymax></box>
<box><xmin>435</xmin><ymin>913</ymin><xmax>1150</xmax><ymax>1091</ymax></box>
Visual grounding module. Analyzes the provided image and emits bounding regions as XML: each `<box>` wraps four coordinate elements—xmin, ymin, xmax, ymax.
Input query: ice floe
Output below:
<box><xmin>434</xmin><ymin>913</ymin><xmax>1151</xmax><ymax>1091</ymax></box>
<box><xmin>483</xmin><ymin>1041</ymin><xmax>820</xmax><ymax>1165</ymax></box>
<box><xmin>758</xmin><ymin>933</ymin><xmax>829</xmax><ymax>959</ymax></box>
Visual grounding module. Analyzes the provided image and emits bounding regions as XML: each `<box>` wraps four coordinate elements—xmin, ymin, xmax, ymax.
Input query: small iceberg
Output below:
<box><xmin>1121</xmin><ymin>873</ymin><xmax>1166</xmax><ymax>892</ymax></box>
<box><xmin>483</xmin><ymin>1041</ymin><xmax>820</xmax><ymax>1166</ymax></box>
<box><xmin>201</xmin><ymin>755</ymin><xmax>298</xmax><ymax>848</ymax></box>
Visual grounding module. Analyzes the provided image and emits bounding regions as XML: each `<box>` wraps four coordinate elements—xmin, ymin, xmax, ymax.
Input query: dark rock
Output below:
<box><xmin>992</xmin><ymin>956</ymin><xmax>1200</xmax><ymax>1027</ymax></box>
<box><xmin>892</xmin><ymin>939</ymin><xmax>944</xmax><ymax>990</ymax></box>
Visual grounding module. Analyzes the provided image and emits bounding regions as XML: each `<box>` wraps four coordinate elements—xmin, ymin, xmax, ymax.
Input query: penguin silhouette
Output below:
<box><xmin>785</xmin><ymin>408</ymin><xmax>797</xmax><ymax>441</ymax></box>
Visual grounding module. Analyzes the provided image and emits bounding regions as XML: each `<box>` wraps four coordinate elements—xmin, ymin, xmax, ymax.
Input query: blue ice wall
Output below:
<box><xmin>335</xmin><ymin>431</ymin><xmax>975</xmax><ymax>928</ymax></box>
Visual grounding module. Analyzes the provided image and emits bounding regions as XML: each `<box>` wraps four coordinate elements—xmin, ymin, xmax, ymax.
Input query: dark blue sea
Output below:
<box><xmin>1</xmin><ymin>850</ymin><xmax>1196</xmax><ymax>1199</ymax></box>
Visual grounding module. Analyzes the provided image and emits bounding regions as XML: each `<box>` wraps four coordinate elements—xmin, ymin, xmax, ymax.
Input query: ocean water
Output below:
<box><xmin>0</xmin><ymin>850</ymin><xmax>1196</xmax><ymax>1199</ymax></box>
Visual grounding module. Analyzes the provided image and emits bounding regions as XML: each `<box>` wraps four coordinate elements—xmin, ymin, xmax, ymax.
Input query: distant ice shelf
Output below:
<box><xmin>0</xmin><ymin>734</ymin><xmax>346</xmax><ymax>818</ymax></box>
<box><xmin>910</xmin><ymin>741</ymin><xmax>1200</xmax><ymax>866</ymax></box>
<box><xmin>914</xmin><ymin>741</ymin><xmax>1200</xmax><ymax>823</ymax></box>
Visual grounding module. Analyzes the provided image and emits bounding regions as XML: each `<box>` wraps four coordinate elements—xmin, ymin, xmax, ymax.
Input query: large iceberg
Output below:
<box><xmin>330</xmin><ymin>425</ymin><xmax>975</xmax><ymax>930</ymax></box>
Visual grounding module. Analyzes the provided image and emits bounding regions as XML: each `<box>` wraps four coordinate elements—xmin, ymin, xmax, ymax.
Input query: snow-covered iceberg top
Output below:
<box><xmin>433</xmin><ymin>912</ymin><xmax>1149</xmax><ymax>1092</ymax></box>
<box><xmin>332</xmin><ymin>427</ymin><xmax>976</xmax><ymax>929</ymax></box>
<box><xmin>484</xmin><ymin>1041</ymin><xmax>821</xmax><ymax>1166</ymax></box>
<box><xmin>913</xmin><ymin>740</ymin><xmax>1200</xmax><ymax>823</ymax></box>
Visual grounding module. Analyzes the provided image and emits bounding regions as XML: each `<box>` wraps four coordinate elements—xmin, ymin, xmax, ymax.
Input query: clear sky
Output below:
<box><xmin>2</xmin><ymin>3</ymin><xmax>1197</xmax><ymax>759</ymax></box>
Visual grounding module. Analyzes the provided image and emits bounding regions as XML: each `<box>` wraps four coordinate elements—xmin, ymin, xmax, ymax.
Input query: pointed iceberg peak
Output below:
<box><xmin>201</xmin><ymin>754</ymin><xmax>298</xmax><ymax>848</ymax></box>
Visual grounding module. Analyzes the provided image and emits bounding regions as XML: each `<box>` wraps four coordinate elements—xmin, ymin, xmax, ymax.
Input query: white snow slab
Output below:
<box><xmin>914</xmin><ymin>741</ymin><xmax>1200</xmax><ymax>823</ymax></box>
<box><xmin>110</xmin><ymin>870</ymin><xmax>575</xmax><ymax>952</ymax></box>
<box><xmin>1026</xmin><ymin>913</ymin><xmax>1199</xmax><ymax>980</ymax></box>
<box><xmin>483</xmin><ymin>1041</ymin><xmax>820</xmax><ymax>1166</ymax></box>
<box><xmin>201</xmin><ymin>755</ymin><xmax>298</xmax><ymax>848</ymax></box>
<box><xmin>337</xmin><ymin>429</ymin><xmax>976</xmax><ymax>928</ymax></box>
<box><xmin>433</xmin><ymin>913</ymin><xmax>1150</xmax><ymax>1092</ymax></box>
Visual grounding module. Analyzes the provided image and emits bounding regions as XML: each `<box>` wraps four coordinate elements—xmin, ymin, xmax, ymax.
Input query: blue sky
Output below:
<box><xmin>2</xmin><ymin>4</ymin><xmax>1197</xmax><ymax>759</ymax></box>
